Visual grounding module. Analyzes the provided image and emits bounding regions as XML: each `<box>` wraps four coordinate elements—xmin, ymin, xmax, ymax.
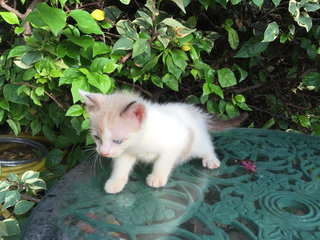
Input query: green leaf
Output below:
<box><xmin>170</xmin><ymin>0</ymin><xmax>186</xmax><ymax>13</ymax></box>
<box><xmin>120</xmin><ymin>0</ymin><xmax>130</xmax><ymax>4</ymax></box>
<box><xmin>63</xmin><ymin>28</ymin><xmax>95</xmax><ymax>50</ymax></box>
<box><xmin>253</xmin><ymin>0</ymin><xmax>264</xmax><ymax>8</ymax></box>
<box><xmin>262</xmin><ymin>117</ymin><xmax>275</xmax><ymax>129</ymax></box>
<box><xmin>171</xmin><ymin>49</ymin><xmax>188</xmax><ymax>70</ymax></box>
<box><xmin>295</xmin><ymin>12</ymin><xmax>312</xmax><ymax>32</ymax></box>
<box><xmin>137</xmin><ymin>10</ymin><xmax>153</xmax><ymax>26</ymax></box>
<box><xmin>0</xmin><ymin>189</ymin><xmax>9</xmax><ymax>203</ymax></box>
<box><xmin>233</xmin><ymin>64</ymin><xmax>248</xmax><ymax>82</ymax></box>
<box><xmin>21</xmin><ymin>51</ymin><xmax>42</xmax><ymax>66</ymax></box>
<box><xmin>0</xmin><ymin>99</ymin><xmax>9</xmax><ymax>111</ymax></box>
<box><xmin>3</xmin><ymin>219</ymin><xmax>20</xmax><ymax>236</ymax></box>
<box><xmin>116</xmin><ymin>20</ymin><xmax>138</xmax><ymax>40</ymax></box>
<box><xmin>302</xmin><ymin>72</ymin><xmax>320</xmax><ymax>87</ymax></box>
<box><xmin>132</xmin><ymin>38</ymin><xmax>150</xmax><ymax>58</ymax></box>
<box><xmin>199</xmin><ymin>0</ymin><xmax>210</xmax><ymax>9</ymax></box>
<box><xmin>151</xmin><ymin>75</ymin><xmax>163</xmax><ymax>88</ymax></box>
<box><xmin>90</xmin><ymin>57</ymin><xmax>110</xmax><ymax>73</ymax></box>
<box><xmin>0</xmin><ymin>109</ymin><xmax>4</xmax><ymax>122</ymax></box>
<box><xmin>162</xmin><ymin>73</ymin><xmax>179</xmax><ymax>91</ymax></box>
<box><xmin>304</xmin><ymin>2</ymin><xmax>320</xmax><ymax>12</ymax></box>
<box><xmin>92</xmin><ymin>42</ymin><xmax>111</xmax><ymax>57</ymax></box>
<box><xmin>237</xmin><ymin>102</ymin><xmax>252</xmax><ymax>111</ymax></box>
<box><xmin>26</xmin><ymin>3</ymin><xmax>66</xmax><ymax>36</ymax></box>
<box><xmin>45</xmin><ymin>149</ymin><xmax>64</xmax><ymax>168</ymax></box>
<box><xmin>71</xmin><ymin>77</ymin><xmax>90</xmax><ymax>103</ymax></box>
<box><xmin>49</xmin><ymin>103</ymin><xmax>65</xmax><ymax>127</ymax></box>
<box><xmin>217</xmin><ymin>68</ymin><xmax>237</xmax><ymax>88</ymax></box>
<box><xmin>6</xmin><ymin>119</ymin><xmax>21</xmax><ymax>136</ymax></box>
<box><xmin>226</xmin><ymin>103</ymin><xmax>239</xmax><ymax>118</ymax></box>
<box><xmin>227</xmin><ymin>28</ymin><xmax>239</xmax><ymax>49</ymax></box>
<box><xmin>103</xmin><ymin>59</ymin><xmax>118</xmax><ymax>74</ymax></box>
<box><xmin>71</xmin><ymin>117</ymin><xmax>82</xmax><ymax>135</ymax></box>
<box><xmin>69</xmin><ymin>9</ymin><xmax>103</xmax><ymax>35</ymax></box>
<box><xmin>14</xmin><ymin>200</ymin><xmax>35</xmax><ymax>215</ymax></box>
<box><xmin>203</xmin><ymin>83</ymin><xmax>211</xmax><ymax>96</ymax></box>
<box><xmin>298</xmin><ymin>115</ymin><xmax>311</xmax><ymax>128</ymax></box>
<box><xmin>103</xmin><ymin>6</ymin><xmax>123</xmax><ymax>22</ymax></box>
<box><xmin>21</xmin><ymin>171</ymin><xmax>40</xmax><ymax>182</ymax></box>
<box><xmin>210</xmin><ymin>83</ymin><xmax>224</xmax><ymax>99</ymax></box>
<box><xmin>8</xmin><ymin>45</ymin><xmax>27</xmax><ymax>59</ymax></box>
<box><xmin>30</xmin><ymin>119</ymin><xmax>41</xmax><ymax>136</ymax></box>
<box><xmin>145</xmin><ymin>0</ymin><xmax>159</xmax><ymax>16</ymax></box>
<box><xmin>65</xmin><ymin>104</ymin><xmax>84</xmax><ymax>117</ymax></box>
<box><xmin>87</xmin><ymin>72</ymin><xmax>111</xmax><ymax>94</ymax></box>
<box><xmin>59</xmin><ymin>68</ymin><xmax>84</xmax><ymax>86</ymax></box>
<box><xmin>262</xmin><ymin>22</ymin><xmax>279</xmax><ymax>42</ymax></box>
<box><xmin>0</xmin><ymin>12</ymin><xmax>20</xmax><ymax>25</ymax></box>
<box><xmin>112</xmin><ymin>37</ymin><xmax>134</xmax><ymax>52</ymax></box>
<box><xmin>2</xmin><ymin>191</ymin><xmax>20</xmax><ymax>211</ymax></box>
<box><xmin>272</xmin><ymin>0</ymin><xmax>281</xmax><ymax>7</ymax></box>
<box><xmin>30</xmin><ymin>90</ymin><xmax>41</xmax><ymax>106</ymax></box>
<box><xmin>166</xmin><ymin>55</ymin><xmax>182</xmax><ymax>79</ymax></box>
<box><xmin>207</xmin><ymin>100</ymin><xmax>218</xmax><ymax>114</ymax></box>
<box><xmin>42</xmin><ymin>125</ymin><xmax>56</xmax><ymax>142</ymax></box>
<box><xmin>235</xmin><ymin>94</ymin><xmax>245</xmax><ymax>103</ymax></box>
<box><xmin>29</xmin><ymin>179</ymin><xmax>47</xmax><ymax>190</ymax></box>
<box><xmin>234</xmin><ymin>36</ymin><xmax>269</xmax><ymax>58</ymax></box>
<box><xmin>23</xmin><ymin>68</ymin><xmax>36</xmax><ymax>81</ymax></box>
<box><xmin>14</xmin><ymin>26</ymin><xmax>24</xmax><ymax>35</ymax></box>
<box><xmin>6</xmin><ymin>173</ymin><xmax>19</xmax><ymax>182</ymax></box>
<box><xmin>161</xmin><ymin>18</ymin><xmax>184</xmax><ymax>27</ymax></box>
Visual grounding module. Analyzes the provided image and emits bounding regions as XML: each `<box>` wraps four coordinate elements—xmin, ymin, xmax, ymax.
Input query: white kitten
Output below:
<box><xmin>79</xmin><ymin>90</ymin><xmax>247</xmax><ymax>194</ymax></box>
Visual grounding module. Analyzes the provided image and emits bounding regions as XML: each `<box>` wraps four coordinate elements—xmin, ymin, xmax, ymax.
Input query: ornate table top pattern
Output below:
<box><xmin>22</xmin><ymin>129</ymin><xmax>320</xmax><ymax>240</ymax></box>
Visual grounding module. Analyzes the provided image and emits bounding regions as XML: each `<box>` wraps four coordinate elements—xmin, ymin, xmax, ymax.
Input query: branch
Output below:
<box><xmin>20</xmin><ymin>193</ymin><xmax>40</xmax><ymax>203</ymax></box>
<box><xmin>0</xmin><ymin>0</ymin><xmax>23</xmax><ymax>19</ymax></box>
<box><xmin>234</xmin><ymin>82</ymin><xmax>266</xmax><ymax>93</ymax></box>
<box><xmin>13</xmin><ymin>82</ymin><xmax>67</xmax><ymax>110</ymax></box>
<box><xmin>115</xmin><ymin>79</ymin><xmax>153</xmax><ymax>98</ymax></box>
<box><xmin>22</xmin><ymin>0</ymin><xmax>42</xmax><ymax>19</ymax></box>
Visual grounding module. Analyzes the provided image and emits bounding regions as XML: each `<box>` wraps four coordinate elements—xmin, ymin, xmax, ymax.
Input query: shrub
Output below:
<box><xmin>0</xmin><ymin>0</ymin><xmax>319</xmax><ymax>147</ymax></box>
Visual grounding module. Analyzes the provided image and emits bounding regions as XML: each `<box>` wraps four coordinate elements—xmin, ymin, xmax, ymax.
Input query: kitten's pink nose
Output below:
<box><xmin>100</xmin><ymin>149</ymin><xmax>110</xmax><ymax>157</ymax></box>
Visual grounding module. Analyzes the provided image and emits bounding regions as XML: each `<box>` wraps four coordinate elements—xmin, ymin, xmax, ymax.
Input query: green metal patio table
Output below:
<box><xmin>22</xmin><ymin>128</ymin><xmax>320</xmax><ymax>240</ymax></box>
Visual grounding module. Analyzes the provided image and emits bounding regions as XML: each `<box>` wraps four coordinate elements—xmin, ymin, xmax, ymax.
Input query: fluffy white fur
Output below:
<box><xmin>79</xmin><ymin>90</ymin><xmax>222</xmax><ymax>194</ymax></box>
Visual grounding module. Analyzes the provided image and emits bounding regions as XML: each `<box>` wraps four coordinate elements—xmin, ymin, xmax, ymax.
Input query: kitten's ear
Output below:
<box><xmin>121</xmin><ymin>102</ymin><xmax>145</xmax><ymax>124</ymax></box>
<box><xmin>79</xmin><ymin>90</ymin><xmax>100</xmax><ymax>111</ymax></box>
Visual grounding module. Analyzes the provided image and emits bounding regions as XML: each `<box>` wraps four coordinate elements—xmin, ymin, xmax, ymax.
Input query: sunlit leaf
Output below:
<box><xmin>0</xmin><ymin>12</ymin><xmax>20</xmax><ymax>25</ymax></box>
<box><xmin>262</xmin><ymin>22</ymin><xmax>279</xmax><ymax>42</ymax></box>
<box><xmin>217</xmin><ymin>68</ymin><xmax>237</xmax><ymax>88</ymax></box>
<box><xmin>14</xmin><ymin>200</ymin><xmax>35</xmax><ymax>215</ymax></box>
<box><xmin>69</xmin><ymin>9</ymin><xmax>103</xmax><ymax>35</ymax></box>
<box><xmin>91</xmin><ymin>9</ymin><xmax>104</xmax><ymax>21</ymax></box>
<box><xmin>170</xmin><ymin>0</ymin><xmax>186</xmax><ymax>13</ymax></box>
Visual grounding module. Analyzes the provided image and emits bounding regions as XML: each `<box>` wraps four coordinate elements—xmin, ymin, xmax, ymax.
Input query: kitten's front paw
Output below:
<box><xmin>202</xmin><ymin>156</ymin><xmax>220</xmax><ymax>169</ymax></box>
<box><xmin>104</xmin><ymin>178</ymin><xmax>127</xmax><ymax>194</ymax></box>
<box><xmin>146</xmin><ymin>174</ymin><xmax>167</xmax><ymax>188</ymax></box>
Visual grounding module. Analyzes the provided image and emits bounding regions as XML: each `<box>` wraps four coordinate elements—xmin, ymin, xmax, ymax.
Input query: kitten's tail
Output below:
<box><xmin>207</xmin><ymin>112</ymin><xmax>248</xmax><ymax>131</ymax></box>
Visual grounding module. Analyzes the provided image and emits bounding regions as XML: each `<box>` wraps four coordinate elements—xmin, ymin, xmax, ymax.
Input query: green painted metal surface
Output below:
<box><xmin>22</xmin><ymin>129</ymin><xmax>320</xmax><ymax>240</ymax></box>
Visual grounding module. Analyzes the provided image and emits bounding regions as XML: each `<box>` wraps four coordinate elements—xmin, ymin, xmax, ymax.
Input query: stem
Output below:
<box><xmin>0</xmin><ymin>0</ymin><xmax>23</xmax><ymax>19</ymax></box>
<box><xmin>115</xmin><ymin>79</ymin><xmax>153</xmax><ymax>98</ymax></box>
<box><xmin>13</xmin><ymin>82</ymin><xmax>66</xmax><ymax>110</ymax></box>
<box><xmin>20</xmin><ymin>193</ymin><xmax>40</xmax><ymax>203</ymax></box>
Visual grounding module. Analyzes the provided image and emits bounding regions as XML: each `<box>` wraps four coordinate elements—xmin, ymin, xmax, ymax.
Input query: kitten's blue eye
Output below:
<box><xmin>113</xmin><ymin>139</ymin><xmax>123</xmax><ymax>144</ymax></box>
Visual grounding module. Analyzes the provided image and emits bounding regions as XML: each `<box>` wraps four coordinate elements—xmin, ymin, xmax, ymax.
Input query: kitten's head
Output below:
<box><xmin>79</xmin><ymin>90</ymin><xmax>146</xmax><ymax>158</ymax></box>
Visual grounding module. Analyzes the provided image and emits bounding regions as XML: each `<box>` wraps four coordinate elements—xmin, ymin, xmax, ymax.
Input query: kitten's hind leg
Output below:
<box><xmin>199</xmin><ymin>138</ymin><xmax>220</xmax><ymax>169</ymax></box>
<box><xmin>202</xmin><ymin>152</ymin><xmax>220</xmax><ymax>169</ymax></box>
